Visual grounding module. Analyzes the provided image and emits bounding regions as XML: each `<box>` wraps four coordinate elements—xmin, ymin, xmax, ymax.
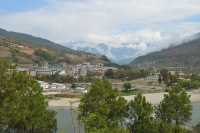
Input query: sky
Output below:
<box><xmin>0</xmin><ymin>0</ymin><xmax>200</xmax><ymax>53</ymax></box>
<box><xmin>0</xmin><ymin>0</ymin><xmax>47</xmax><ymax>12</ymax></box>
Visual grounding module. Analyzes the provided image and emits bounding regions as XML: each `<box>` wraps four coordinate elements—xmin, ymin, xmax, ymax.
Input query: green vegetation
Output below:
<box><xmin>156</xmin><ymin>85</ymin><xmax>192</xmax><ymax>125</ymax></box>
<box><xmin>121</xmin><ymin>83</ymin><xmax>137</xmax><ymax>95</ymax></box>
<box><xmin>0</xmin><ymin>60</ymin><xmax>57</xmax><ymax>133</ymax></box>
<box><xmin>78</xmin><ymin>80</ymin><xmax>127</xmax><ymax>133</ymax></box>
<box><xmin>159</xmin><ymin>69</ymin><xmax>178</xmax><ymax>86</ymax></box>
<box><xmin>37</xmin><ymin>74</ymin><xmax>76</xmax><ymax>83</ymax></box>
<box><xmin>79</xmin><ymin>79</ymin><xmax>192</xmax><ymax>133</ymax></box>
<box><xmin>34</xmin><ymin>49</ymin><xmax>56</xmax><ymax>62</ymax></box>
<box><xmin>120</xmin><ymin>90</ymin><xmax>138</xmax><ymax>96</ymax></box>
<box><xmin>127</xmin><ymin>93</ymin><xmax>156</xmax><ymax>133</ymax></box>
<box><xmin>36</xmin><ymin>72</ymin><xmax>101</xmax><ymax>83</ymax></box>
<box><xmin>71</xmin><ymin>83</ymin><xmax>77</xmax><ymax>89</ymax></box>
<box><xmin>177</xmin><ymin>74</ymin><xmax>200</xmax><ymax>90</ymax></box>
<box><xmin>104</xmin><ymin>69</ymin><xmax>149</xmax><ymax>80</ymax></box>
<box><xmin>158</xmin><ymin>69</ymin><xmax>200</xmax><ymax>90</ymax></box>
<box><xmin>123</xmin><ymin>82</ymin><xmax>132</xmax><ymax>92</ymax></box>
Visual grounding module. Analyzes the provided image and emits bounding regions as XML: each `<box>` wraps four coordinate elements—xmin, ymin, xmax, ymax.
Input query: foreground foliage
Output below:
<box><xmin>127</xmin><ymin>93</ymin><xmax>155</xmax><ymax>133</ymax></box>
<box><xmin>78</xmin><ymin>80</ymin><xmax>127</xmax><ymax>132</ymax></box>
<box><xmin>0</xmin><ymin>60</ymin><xmax>57</xmax><ymax>133</ymax></box>
<box><xmin>79</xmin><ymin>79</ymin><xmax>192</xmax><ymax>133</ymax></box>
<box><xmin>156</xmin><ymin>85</ymin><xmax>192</xmax><ymax>125</ymax></box>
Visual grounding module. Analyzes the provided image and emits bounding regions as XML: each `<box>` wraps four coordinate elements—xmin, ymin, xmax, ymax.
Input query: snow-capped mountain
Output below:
<box><xmin>63</xmin><ymin>33</ymin><xmax>199</xmax><ymax>65</ymax></box>
<box><xmin>63</xmin><ymin>41</ymin><xmax>150</xmax><ymax>64</ymax></box>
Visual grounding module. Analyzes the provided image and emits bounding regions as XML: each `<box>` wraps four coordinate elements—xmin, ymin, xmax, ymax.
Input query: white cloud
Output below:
<box><xmin>0</xmin><ymin>0</ymin><xmax>200</xmax><ymax>58</ymax></box>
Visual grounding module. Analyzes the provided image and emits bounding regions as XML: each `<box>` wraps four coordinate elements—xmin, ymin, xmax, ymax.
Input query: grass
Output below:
<box><xmin>120</xmin><ymin>89</ymin><xmax>138</xmax><ymax>96</ymax></box>
<box><xmin>46</xmin><ymin>92</ymin><xmax>81</xmax><ymax>99</ymax></box>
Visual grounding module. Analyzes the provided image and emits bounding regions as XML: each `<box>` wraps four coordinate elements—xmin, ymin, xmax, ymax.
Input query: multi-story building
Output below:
<box><xmin>144</xmin><ymin>73</ymin><xmax>160</xmax><ymax>81</ymax></box>
<box><xmin>16</xmin><ymin>63</ymin><xmax>64</xmax><ymax>76</ymax></box>
<box><xmin>17</xmin><ymin>62</ymin><xmax>116</xmax><ymax>79</ymax></box>
<box><xmin>66</xmin><ymin>62</ymin><xmax>105</xmax><ymax>79</ymax></box>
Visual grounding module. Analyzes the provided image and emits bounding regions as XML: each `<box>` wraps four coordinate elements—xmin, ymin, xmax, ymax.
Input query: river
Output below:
<box><xmin>51</xmin><ymin>102</ymin><xmax>200</xmax><ymax>133</ymax></box>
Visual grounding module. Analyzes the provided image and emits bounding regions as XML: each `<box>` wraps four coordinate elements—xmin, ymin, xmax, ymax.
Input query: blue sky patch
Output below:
<box><xmin>184</xmin><ymin>14</ymin><xmax>200</xmax><ymax>22</ymax></box>
<box><xmin>0</xmin><ymin>0</ymin><xmax>47</xmax><ymax>12</ymax></box>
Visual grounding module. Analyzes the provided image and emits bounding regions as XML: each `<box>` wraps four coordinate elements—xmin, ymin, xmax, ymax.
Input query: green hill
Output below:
<box><xmin>0</xmin><ymin>28</ymin><xmax>112</xmax><ymax>65</ymax></box>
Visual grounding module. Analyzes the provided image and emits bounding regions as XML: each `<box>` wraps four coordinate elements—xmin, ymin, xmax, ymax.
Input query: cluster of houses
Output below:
<box><xmin>15</xmin><ymin>62</ymin><xmax>118</xmax><ymax>93</ymax></box>
<box><xmin>38</xmin><ymin>81</ymin><xmax>67</xmax><ymax>91</ymax></box>
<box><xmin>64</xmin><ymin>62</ymin><xmax>105</xmax><ymax>78</ymax></box>
<box><xmin>16</xmin><ymin>63</ymin><xmax>63</xmax><ymax>76</ymax></box>
<box><xmin>144</xmin><ymin>66</ymin><xmax>188</xmax><ymax>82</ymax></box>
<box><xmin>144</xmin><ymin>73</ymin><xmax>160</xmax><ymax>81</ymax></box>
<box><xmin>38</xmin><ymin>80</ymin><xmax>88</xmax><ymax>93</ymax></box>
<box><xmin>144</xmin><ymin>66</ymin><xmax>191</xmax><ymax>81</ymax></box>
<box><xmin>16</xmin><ymin>62</ymin><xmax>117</xmax><ymax>79</ymax></box>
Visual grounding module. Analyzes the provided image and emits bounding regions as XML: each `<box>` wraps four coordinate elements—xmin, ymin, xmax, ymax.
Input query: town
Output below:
<box><xmin>16</xmin><ymin>62</ymin><xmax>118</xmax><ymax>94</ymax></box>
<box><xmin>1</xmin><ymin>1</ymin><xmax>200</xmax><ymax>132</ymax></box>
<box><xmin>4</xmin><ymin>59</ymin><xmax>200</xmax><ymax>133</ymax></box>
<box><xmin>15</xmin><ymin>62</ymin><xmax>197</xmax><ymax>97</ymax></box>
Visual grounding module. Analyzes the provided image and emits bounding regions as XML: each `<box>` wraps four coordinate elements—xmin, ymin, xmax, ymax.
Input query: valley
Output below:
<box><xmin>1</xmin><ymin>28</ymin><xmax>200</xmax><ymax>133</ymax></box>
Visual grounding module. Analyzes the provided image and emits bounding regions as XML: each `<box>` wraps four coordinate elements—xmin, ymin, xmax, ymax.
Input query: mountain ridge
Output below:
<box><xmin>64</xmin><ymin>41</ymin><xmax>140</xmax><ymax>64</ymax></box>
<box><xmin>0</xmin><ymin>28</ymin><xmax>77</xmax><ymax>54</ymax></box>
<box><xmin>0</xmin><ymin>28</ymin><xmax>113</xmax><ymax>65</ymax></box>
<box><xmin>130</xmin><ymin>33</ymin><xmax>200</xmax><ymax>70</ymax></box>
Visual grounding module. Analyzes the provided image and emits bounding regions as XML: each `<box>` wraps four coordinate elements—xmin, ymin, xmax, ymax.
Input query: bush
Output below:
<box><xmin>34</xmin><ymin>49</ymin><xmax>56</xmax><ymax>62</ymax></box>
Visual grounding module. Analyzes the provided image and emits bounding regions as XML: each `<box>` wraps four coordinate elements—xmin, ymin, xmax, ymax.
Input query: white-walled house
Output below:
<box><xmin>144</xmin><ymin>73</ymin><xmax>160</xmax><ymax>81</ymax></box>
<box><xmin>59</xmin><ymin>70</ymin><xmax>67</xmax><ymax>76</ymax></box>
<box><xmin>37</xmin><ymin>81</ymin><xmax>67</xmax><ymax>92</ymax></box>
<box><xmin>38</xmin><ymin>81</ymin><xmax>49</xmax><ymax>90</ymax></box>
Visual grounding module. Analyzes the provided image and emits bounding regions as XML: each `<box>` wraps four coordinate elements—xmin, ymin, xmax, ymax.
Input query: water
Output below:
<box><xmin>188</xmin><ymin>102</ymin><xmax>200</xmax><ymax>127</ymax></box>
<box><xmin>52</xmin><ymin>102</ymin><xmax>200</xmax><ymax>133</ymax></box>
<box><xmin>51</xmin><ymin>107</ymin><xmax>84</xmax><ymax>133</ymax></box>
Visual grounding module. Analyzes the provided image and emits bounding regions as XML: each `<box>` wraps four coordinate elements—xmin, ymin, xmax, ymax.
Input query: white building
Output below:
<box><xmin>37</xmin><ymin>81</ymin><xmax>67</xmax><ymax>92</ymax></box>
<box><xmin>144</xmin><ymin>73</ymin><xmax>160</xmax><ymax>81</ymax></box>
<box><xmin>38</xmin><ymin>81</ymin><xmax>49</xmax><ymax>90</ymax></box>
<box><xmin>49</xmin><ymin>83</ymin><xmax>66</xmax><ymax>91</ymax></box>
<box><xmin>16</xmin><ymin>64</ymin><xmax>65</xmax><ymax>76</ymax></box>
<box><xmin>59</xmin><ymin>70</ymin><xmax>67</xmax><ymax>76</ymax></box>
<box><xmin>74</xmin><ymin>87</ymin><xmax>88</xmax><ymax>93</ymax></box>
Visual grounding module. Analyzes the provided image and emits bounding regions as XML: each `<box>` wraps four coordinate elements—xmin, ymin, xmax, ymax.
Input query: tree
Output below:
<box><xmin>127</xmin><ymin>93</ymin><xmax>157</xmax><ymax>133</ymax></box>
<box><xmin>34</xmin><ymin>48</ymin><xmax>56</xmax><ymax>63</ymax></box>
<box><xmin>169</xmin><ymin>74</ymin><xmax>178</xmax><ymax>85</ymax></box>
<box><xmin>155</xmin><ymin>119</ymin><xmax>188</xmax><ymax>133</ymax></box>
<box><xmin>123</xmin><ymin>82</ymin><xmax>132</xmax><ymax>92</ymax></box>
<box><xmin>160</xmin><ymin>69</ymin><xmax>170</xmax><ymax>85</ymax></box>
<box><xmin>177</xmin><ymin>80</ymin><xmax>192</xmax><ymax>90</ymax></box>
<box><xmin>37</xmin><ymin>74</ymin><xmax>76</xmax><ymax>83</ymax></box>
<box><xmin>90</xmin><ymin>127</ymin><xmax>130</xmax><ymax>133</ymax></box>
<box><xmin>158</xmin><ymin>74</ymin><xmax>162</xmax><ymax>84</ymax></box>
<box><xmin>191</xmin><ymin>74</ymin><xmax>200</xmax><ymax>81</ymax></box>
<box><xmin>78</xmin><ymin>80</ymin><xmax>127</xmax><ymax>133</ymax></box>
<box><xmin>104</xmin><ymin>69</ymin><xmax>114</xmax><ymax>79</ymax></box>
<box><xmin>0</xmin><ymin>60</ymin><xmax>57</xmax><ymax>132</ymax></box>
<box><xmin>156</xmin><ymin>85</ymin><xmax>192</xmax><ymax>126</ymax></box>
<box><xmin>71</xmin><ymin>83</ymin><xmax>77</xmax><ymax>89</ymax></box>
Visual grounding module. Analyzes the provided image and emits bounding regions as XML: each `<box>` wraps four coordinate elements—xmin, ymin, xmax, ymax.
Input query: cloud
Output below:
<box><xmin>0</xmin><ymin>0</ymin><xmax>200</xmax><ymax>56</ymax></box>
